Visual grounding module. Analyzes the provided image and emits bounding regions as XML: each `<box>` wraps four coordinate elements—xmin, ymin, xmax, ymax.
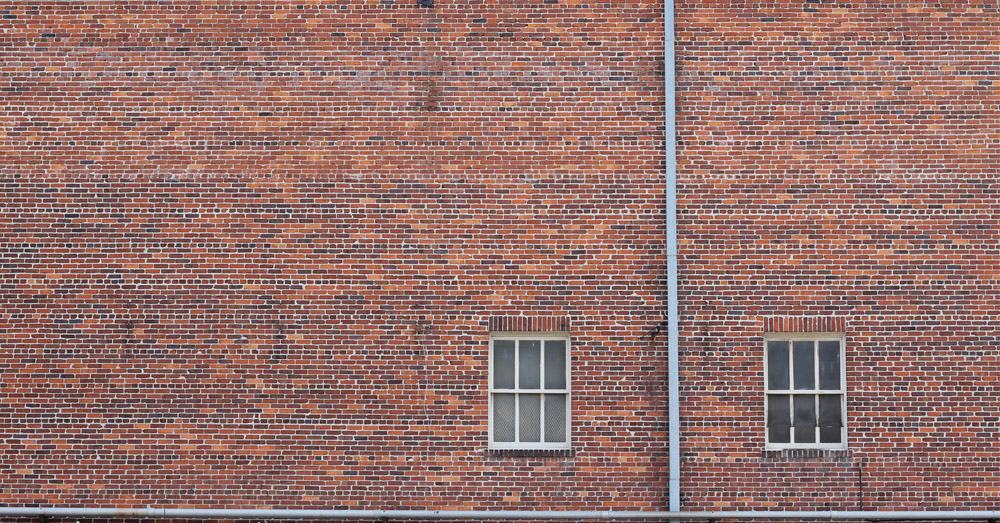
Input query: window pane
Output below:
<box><xmin>544</xmin><ymin>394</ymin><xmax>567</xmax><ymax>442</ymax></box>
<box><xmin>544</xmin><ymin>340</ymin><xmax>566</xmax><ymax>390</ymax></box>
<box><xmin>767</xmin><ymin>395</ymin><xmax>790</xmax><ymax>444</ymax></box>
<box><xmin>793</xmin><ymin>395</ymin><xmax>816</xmax><ymax>443</ymax></box>
<box><xmin>767</xmin><ymin>340</ymin><xmax>789</xmax><ymax>390</ymax></box>
<box><xmin>818</xmin><ymin>395</ymin><xmax>842</xmax><ymax>427</ymax></box>
<box><xmin>819</xmin><ymin>394</ymin><xmax>843</xmax><ymax>443</ymax></box>
<box><xmin>519</xmin><ymin>340</ymin><xmax>541</xmax><ymax>389</ymax></box>
<box><xmin>818</xmin><ymin>341</ymin><xmax>841</xmax><ymax>391</ymax></box>
<box><xmin>794</xmin><ymin>427</ymin><xmax>816</xmax><ymax>444</ymax></box>
<box><xmin>493</xmin><ymin>340</ymin><xmax>515</xmax><ymax>389</ymax></box>
<box><xmin>493</xmin><ymin>394</ymin><xmax>515</xmax><ymax>442</ymax></box>
<box><xmin>820</xmin><ymin>427</ymin><xmax>842</xmax><ymax>444</ymax></box>
<box><xmin>519</xmin><ymin>394</ymin><xmax>541</xmax><ymax>442</ymax></box>
<box><xmin>769</xmin><ymin>425</ymin><xmax>791</xmax><ymax>445</ymax></box>
<box><xmin>793</xmin><ymin>341</ymin><xmax>815</xmax><ymax>390</ymax></box>
<box><xmin>819</xmin><ymin>426</ymin><xmax>842</xmax><ymax>443</ymax></box>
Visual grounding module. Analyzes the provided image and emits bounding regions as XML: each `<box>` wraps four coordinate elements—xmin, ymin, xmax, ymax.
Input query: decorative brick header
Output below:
<box><xmin>488</xmin><ymin>316</ymin><xmax>571</xmax><ymax>333</ymax></box>
<box><xmin>763</xmin><ymin>316</ymin><xmax>847</xmax><ymax>334</ymax></box>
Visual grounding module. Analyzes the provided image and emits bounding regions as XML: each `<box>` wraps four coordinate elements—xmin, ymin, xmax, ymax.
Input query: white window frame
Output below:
<box><xmin>488</xmin><ymin>333</ymin><xmax>571</xmax><ymax>450</ymax></box>
<box><xmin>764</xmin><ymin>333</ymin><xmax>847</xmax><ymax>450</ymax></box>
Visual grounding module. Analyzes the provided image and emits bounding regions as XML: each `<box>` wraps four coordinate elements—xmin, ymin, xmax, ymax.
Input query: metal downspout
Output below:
<box><xmin>664</xmin><ymin>0</ymin><xmax>681</xmax><ymax>515</ymax></box>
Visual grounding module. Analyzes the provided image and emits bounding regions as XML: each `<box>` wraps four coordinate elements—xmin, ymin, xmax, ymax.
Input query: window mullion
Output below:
<box><xmin>787</xmin><ymin>393</ymin><xmax>794</xmax><ymax>443</ymax></box>
<box><xmin>540</xmin><ymin>392</ymin><xmax>546</xmax><ymax>442</ymax></box>
<box><xmin>814</xmin><ymin>340</ymin><xmax>821</xmax><ymax>403</ymax></box>
<box><xmin>788</xmin><ymin>344</ymin><xmax>793</xmax><ymax>393</ymax></box>
<box><xmin>514</xmin><ymin>340</ymin><xmax>520</xmax><ymax>442</ymax></box>
<box><xmin>814</xmin><ymin>392</ymin><xmax>819</xmax><ymax>443</ymax></box>
<box><xmin>539</xmin><ymin>340</ymin><xmax>546</xmax><ymax>443</ymax></box>
<box><xmin>841</xmin><ymin>339</ymin><xmax>847</xmax><ymax>442</ymax></box>
<box><xmin>514</xmin><ymin>339</ymin><xmax>520</xmax><ymax>390</ymax></box>
<box><xmin>814</xmin><ymin>341</ymin><xmax>820</xmax><ymax>444</ymax></box>
<box><xmin>514</xmin><ymin>392</ymin><xmax>520</xmax><ymax>444</ymax></box>
<box><xmin>540</xmin><ymin>340</ymin><xmax>546</xmax><ymax>389</ymax></box>
<box><xmin>814</xmin><ymin>340</ymin><xmax>820</xmax><ymax>389</ymax></box>
<box><xmin>788</xmin><ymin>345</ymin><xmax>794</xmax><ymax>442</ymax></box>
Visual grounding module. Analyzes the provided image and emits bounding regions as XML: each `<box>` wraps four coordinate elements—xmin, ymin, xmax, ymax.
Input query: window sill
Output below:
<box><xmin>762</xmin><ymin>448</ymin><xmax>852</xmax><ymax>460</ymax></box>
<box><xmin>486</xmin><ymin>448</ymin><xmax>576</xmax><ymax>458</ymax></box>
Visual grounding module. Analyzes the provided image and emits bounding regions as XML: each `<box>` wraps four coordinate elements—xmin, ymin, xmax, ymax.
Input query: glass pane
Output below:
<box><xmin>493</xmin><ymin>394</ymin><xmax>515</xmax><ymax>442</ymax></box>
<box><xmin>819</xmin><ymin>393</ymin><xmax>843</xmax><ymax>444</ymax></box>
<box><xmin>820</xmin><ymin>427</ymin><xmax>842</xmax><ymax>444</ymax></box>
<box><xmin>793</xmin><ymin>341</ymin><xmax>815</xmax><ymax>390</ymax></box>
<box><xmin>519</xmin><ymin>394</ymin><xmax>541</xmax><ymax>442</ymax></box>
<box><xmin>818</xmin><ymin>341</ymin><xmax>841</xmax><ymax>390</ymax></box>
<box><xmin>794</xmin><ymin>426</ymin><xmax>816</xmax><ymax>444</ymax></box>
<box><xmin>544</xmin><ymin>340</ymin><xmax>566</xmax><ymax>390</ymax></box>
<box><xmin>493</xmin><ymin>340</ymin><xmax>515</xmax><ymax>389</ymax></box>
<box><xmin>519</xmin><ymin>340</ymin><xmax>541</xmax><ymax>389</ymax></box>
<box><xmin>770</xmin><ymin>425</ymin><xmax>791</xmax><ymax>444</ymax></box>
<box><xmin>767</xmin><ymin>395</ymin><xmax>790</xmax><ymax>444</ymax></box>
<box><xmin>767</xmin><ymin>340</ymin><xmax>789</xmax><ymax>390</ymax></box>
<box><xmin>818</xmin><ymin>395</ymin><xmax>842</xmax><ymax>427</ymax></box>
<box><xmin>793</xmin><ymin>395</ymin><xmax>816</xmax><ymax>443</ymax></box>
<box><xmin>544</xmin><ymin>394</ymin><xmax>567</xmax><ymax>442</ymax></box>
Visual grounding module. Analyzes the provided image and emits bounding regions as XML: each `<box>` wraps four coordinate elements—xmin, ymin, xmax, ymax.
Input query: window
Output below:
<box><xmin>489</xmin><ymin>334</ymin><xmax>570</xmax><ymax>449</ymax></box>
<box><xmin>765</xmin><ymin>335</ymin><xmax>846</xmax><ymax>449</ymax></box>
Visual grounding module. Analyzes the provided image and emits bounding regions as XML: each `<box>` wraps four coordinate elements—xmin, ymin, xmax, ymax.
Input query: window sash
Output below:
<box><xmin>490</xmin><ymin>334</ymin><xmax>571</xmax><ymax>449</ymax></box>
<box><xmin>765</xmin><ymin>392</ymin><xmax>845</xmax><ymax>446</ymax></box>
<box><xmin>764</xmin><ymin>335</ymin><xmax>846</xmax><ymax>450</ymax></box>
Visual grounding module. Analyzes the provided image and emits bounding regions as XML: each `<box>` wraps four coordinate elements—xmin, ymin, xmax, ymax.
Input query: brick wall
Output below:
<box><xmin>2</xmin><ymin>0</ymin><xmax>999</xmax><ymax>517</ymax></box>
<box><xmin>678</xmin><ymin>1</ymin><xmax>1000</xmax><ymax>511</ymax></box>
<box><xmin>0</xmin><ymin>1</ymin><xmax>668</xmax><ymax>511</ymax></box>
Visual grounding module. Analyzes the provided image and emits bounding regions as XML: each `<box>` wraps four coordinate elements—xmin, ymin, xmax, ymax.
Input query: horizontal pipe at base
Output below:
<box><xmin>1</xmin><ymin>508</ymin><xmax>1000</xmax><ymax>520</ymax></box>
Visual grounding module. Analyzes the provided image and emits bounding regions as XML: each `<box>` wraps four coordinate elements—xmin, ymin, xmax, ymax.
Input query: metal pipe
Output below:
<box><xmin>2</xmin><ymin>508</ymin><xmax>1000</xmax><ymax>520</ymax></box>
<box><xmin>663</xmin><ymin>0</ymin><xmax>681</xmax><ymax>515</ymax></box>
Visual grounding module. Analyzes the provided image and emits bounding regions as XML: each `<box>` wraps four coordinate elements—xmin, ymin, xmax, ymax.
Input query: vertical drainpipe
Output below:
<box><xmin>664</xmin><ymin>0</ymin><xmax>680</xmax><ymax>516</ymax></box>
